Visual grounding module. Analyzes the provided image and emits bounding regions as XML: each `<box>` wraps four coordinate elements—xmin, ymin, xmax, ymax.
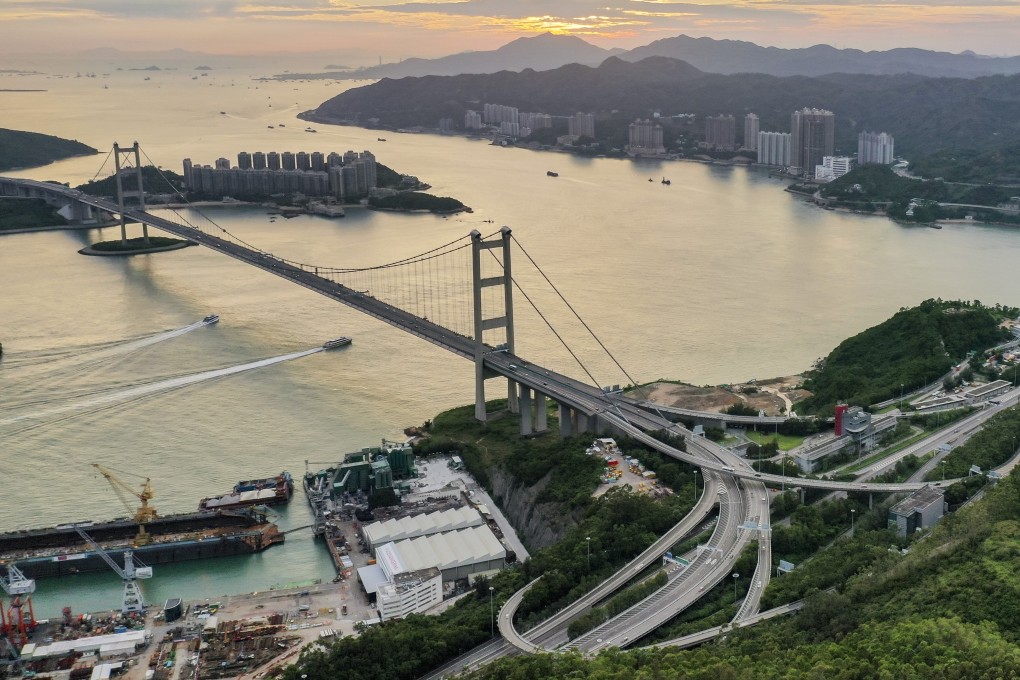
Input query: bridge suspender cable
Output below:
<box><xmin>510</xmin><ymin>235</ymin><xmax>638</xmax><ymax>386</ymax></box>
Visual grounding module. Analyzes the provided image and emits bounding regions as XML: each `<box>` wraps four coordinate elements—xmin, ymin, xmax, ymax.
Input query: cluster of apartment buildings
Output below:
<box><xmin>465</xmin><ymin>103</ymin><xmax>595</xmax><ymax>142</ymax></box>
<box><xmin>182</xmin><ymin>149</ymin><xmax>378</xmax><ymax>201</ymax></box>
<box><xmin>700</xmin><ymin>109</ymin><xmax>895</xmax><ymax>180</ymax></box>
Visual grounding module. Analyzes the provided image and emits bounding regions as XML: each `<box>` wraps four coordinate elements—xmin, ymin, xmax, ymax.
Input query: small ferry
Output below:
<box><xmin>323</xmin><ymin>337</ymin><xmax>353</xmax><ymax>350</ymax></box>
<box><xmin>267</xmin><ymin>125</ymin><xmax>274</xmax><ymax>129</ymax></box>
<box><xmin>203</xmin><ymin>314</ymin><xmax>220</xmax><ymax>324</ymax></box>
<box><xmin>547</xmin><ymin>171</ymin><xmax>559</xmax><ymax>177</ymax></box>
<box><xmin>305</xmin><ymin>127</ymin><xmax>317</xmax><ymax>133</ymax></box>
<box><xmin>662</xmin><ymin>177</ymin><xmax>671</xmax><ymax>185</ymax></box>
<box><xmin>377</xmin><ymin>137</ymin><xmax>387</xmax><ymax>142</ymax></box>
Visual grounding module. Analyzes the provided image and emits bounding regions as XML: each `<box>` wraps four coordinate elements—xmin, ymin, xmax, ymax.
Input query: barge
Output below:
<box><xmin>199</xmin><ymin>471</ymin><xmax>294</xmax><ymax>511</ymax></box>
<box><xmin>0</xmin><ymin>508</ymin><xmax>284</xmax><ymax>579</ymax></box>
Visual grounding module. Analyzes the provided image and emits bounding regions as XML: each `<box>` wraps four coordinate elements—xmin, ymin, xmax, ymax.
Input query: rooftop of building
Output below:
<box><xmin>890</xmin><ymin>485</ymin><xmax>945</xmax><ymax>516</ymax></box>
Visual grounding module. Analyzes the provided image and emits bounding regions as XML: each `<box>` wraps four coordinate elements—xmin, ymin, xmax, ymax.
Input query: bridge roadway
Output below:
<box><xmin>650</xmin><ymin>599</ymin><xmax>805</xmax><ymax>650</ymax></box>
<box><xmin>495</xmin><ymin>473</ymin><xmax>723</xmax><ymax>652</ymax></box>
<box><xmin>5</xmin><ymin>180</ymin><xmax>961</xmax><ymax>675</ymax></box>
<box><xmin>0</xmin><ymin>180</ymin><xmax>964</xmax><ymax>493</ymax></box>
<box><xmin>562</xmin><ymin>473</ymin><xmax>750</xmax><ymax>653</ymax></box>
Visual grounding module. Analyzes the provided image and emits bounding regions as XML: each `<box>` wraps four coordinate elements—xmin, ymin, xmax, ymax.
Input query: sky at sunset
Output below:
<box><xmin>1</xmin><ymin>0</ymin><xmax>1019</xmax><ymax>59</ymax></box>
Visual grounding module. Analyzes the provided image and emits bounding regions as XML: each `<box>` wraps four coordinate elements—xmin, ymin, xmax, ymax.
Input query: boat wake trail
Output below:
<box><xmin>0</xmin><ymin>320</ymin><xmax>214</xmax><ymax>376</ymax></box>
<box><xmin>0</xmin><ymin>347</ymin><xmax>324</xmax><ymax>431</ymax></box>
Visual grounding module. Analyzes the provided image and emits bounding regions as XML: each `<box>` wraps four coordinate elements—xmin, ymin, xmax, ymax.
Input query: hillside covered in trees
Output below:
<box><xmin>468</xmin><ymin>470</ymin><xmax>1020</xmax><ymax>679</ymax></box>
<box><xmin>306</xmin><ymin>56</ymin><xmax>1020</xmax><ymax>157</ymax></box>
<box><xmin>0</xmin><ymin>128</ymin><xmax>97</xmax><ymax>171</ymax></box>
<box><xmin>796</xmin><ymin>299</ymin><xmax>1012</xmax><ymax>414</ymax></box>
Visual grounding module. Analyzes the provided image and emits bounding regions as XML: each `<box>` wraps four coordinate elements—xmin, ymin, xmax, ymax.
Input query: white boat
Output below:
<box><xmin>322</xmin><ymin>337</ymin><xmax>352</xmax><ymax>349</ymax></box>
<box><xmin>203</xmin><ymin>314</ymin><xmax>220</xmax><ymax>324</ymax></box>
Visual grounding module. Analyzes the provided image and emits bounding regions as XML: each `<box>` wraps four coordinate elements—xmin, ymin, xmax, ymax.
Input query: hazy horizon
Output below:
<box><xmin>1</xmin><ymin>1</ymin><xmax>1019</xmax><ymax>62</ymax></box>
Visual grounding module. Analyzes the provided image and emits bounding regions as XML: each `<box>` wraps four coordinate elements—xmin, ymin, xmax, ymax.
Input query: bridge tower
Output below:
<box><xmin>471</xmin><ymin>227</ymin><xmax>518</xmax><ymax>422</ymax></box>
<box><xmin>113</xmin><ymin>142</ymin><xmax>149</xmax><ymax>246</ymax></box>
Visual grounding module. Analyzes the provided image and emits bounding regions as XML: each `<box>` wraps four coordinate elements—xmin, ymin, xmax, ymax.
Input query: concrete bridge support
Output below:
<box><xmin>535</xmin><ymin>393</ymin><xmax>548</xmax><ymax>432</ymax></box>
<box><xmin>559</xmin><ymin>403</ymin><xmax>573</xmax><ymax>438</ymax></box>
<box><xmin>577</xmin><ymin>412</ymin><xmax>592</xmax><ymax>434</ymax></box>
<box><xmin>471</xmin><ymin>227</ymin><xmax>517</xmax><ymax>422</ymax></box>
<box><xmin>519</xmin><ymin>386</ymin><xmax>533</xmax><ymax>436</ymax></box>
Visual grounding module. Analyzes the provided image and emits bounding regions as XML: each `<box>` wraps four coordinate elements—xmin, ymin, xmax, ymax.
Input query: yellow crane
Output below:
<box><xmin>91</xmin><ymin>463</ymin><xmax>158</xmax><ymax>545</ymax></box>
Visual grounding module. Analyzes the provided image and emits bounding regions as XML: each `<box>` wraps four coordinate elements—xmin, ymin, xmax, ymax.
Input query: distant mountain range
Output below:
<box><xmin>307</xmin><ymin>33</ymin><xmax>1020</xmax><ymax>81</ymax></box>
<box><xmin>300</xmin><ymin>33</ymin><xmax>623</xmax><ymax>80</ymax></box>
<box><xmin>619</xmin><ymin>35</ymin><xmax>1020</xmax><ymax>78</ymax></box>
<box><xmin>306</xmin><ymin>56</ymin><xmax>1020</xmax><ymax>157</ymax></box>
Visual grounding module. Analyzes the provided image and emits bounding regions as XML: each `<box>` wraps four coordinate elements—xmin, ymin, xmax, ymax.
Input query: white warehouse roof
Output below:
<box><xmin>376</xmin><ymin>525</ymin><xmax>505</xmax><ymax>577</ymax></box>
<box><xmin>364</xmin><ymin>506</ymin><xmax>485</xmax><ymax>549</ymax></box>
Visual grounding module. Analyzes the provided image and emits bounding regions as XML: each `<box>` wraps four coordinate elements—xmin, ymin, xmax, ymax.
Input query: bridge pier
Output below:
<box><xmin>519</xmin><ymin>386</ymin><xmax>533</xmax><ymax>436</ymax></box>
<box><xmin>558</xmin><ymin>403</ymin><xmax>574</xmax><ymax>437</ymax></box>
<box><xmin>577</xmin><ymin>412</ymin><xmax>591</xmax><ymax>434</ymax></box>
<box><xmin>535</xmin><ymin>393</ymin><xmax>548</xmax><ymax>432</ymax></box>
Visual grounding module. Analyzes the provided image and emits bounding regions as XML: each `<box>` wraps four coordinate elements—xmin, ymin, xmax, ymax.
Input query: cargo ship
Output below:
<box><xmin>0</xmin><ymin>508</ymin><xmax>284</xmax><ymax>579</ymax></box>
<box><xmin>199</xmin><ymin>471</ymin><xmax>294</xmax><ymax>511</ymax></box>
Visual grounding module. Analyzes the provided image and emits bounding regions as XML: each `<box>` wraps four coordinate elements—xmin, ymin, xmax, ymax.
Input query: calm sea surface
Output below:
<box><xmin>3</xmin><ymin>66</ymin><xmax>1019</xmax><ymax>615</ymax></box>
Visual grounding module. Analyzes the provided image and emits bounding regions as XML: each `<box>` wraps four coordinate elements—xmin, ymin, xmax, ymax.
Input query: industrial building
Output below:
<box><xmin>357</xmin><ymin>514</ymin><xmax>506</xmax><ymax>620</ymax></box>
<box><xmin>888</xmin><ymin>486</ymin><xmax>946</xmax><ymax>536</ymax></box>
<box><xmin>304</xmin><ymin>440</ymin><xmax>417</xmax><ymax>500</ymax></box>
<box><xmin>363</xmin><ymin>506</ymin><xmax>486</xmax><ymax>554</ymax></box>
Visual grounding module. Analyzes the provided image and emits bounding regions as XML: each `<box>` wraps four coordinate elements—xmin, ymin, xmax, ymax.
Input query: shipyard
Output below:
<box><xmin>1</xmin><ymin>437</ymin><xmax>528</xmax><ymax>679</ymax></box>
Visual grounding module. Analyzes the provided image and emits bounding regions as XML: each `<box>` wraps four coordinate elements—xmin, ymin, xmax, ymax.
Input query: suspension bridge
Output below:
<box><xmin>2</xmin><ymin>143</ymin><xmax>962</xmax><ymax>673</ymax></box>
<box><xmin>0</xmin><ymin>145</ymin><xmax>943</xmax><ymax>494</ymax></box>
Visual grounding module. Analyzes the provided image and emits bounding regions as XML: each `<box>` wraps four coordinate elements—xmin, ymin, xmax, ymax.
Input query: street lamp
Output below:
<box><xmin>941</xmin><ymin>460</ymin><xmax>947</xmax><ymax>481</ymax></box>
<box><xmin>693</xmin><ymin>469</ymin><xmax>699</xmax><ymax>502</ymax></box>
<box><xmin>733</xmin><ymin>572</ymin><xmax>739</xmax><ymax>601</ymax></box>
<box><xmin>586</xmin><ymin>536</ymin><xmax>591</xmax><ymax>571</ymax></box>
<box><xmin>781</xmin><ymin>457</ymin><xmax>786</xmax><ymax>492</ymax></box>
<box><xmin>850</xmin><ymin>508</ymin><xmax>856</xmax><ymax>535</ymax></box>
<box><xmin>900</xmin><ymin>383</ymin><xmax>905</xmax><ymax>408</ymax></box>
<box><xmin>489</xmin><ymin>586</ymin><xmax>495</xmax><ymax>637</ymax></box>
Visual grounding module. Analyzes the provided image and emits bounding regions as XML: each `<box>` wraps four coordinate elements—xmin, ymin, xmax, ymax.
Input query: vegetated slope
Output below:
<box><xmin>620</xmin><ymin>34</ymin><xmax>1020</xmax><ymax>78</ymax></box>
<box><xmin>797</xmin><ymin>299</ymin><xmax>1008</xmax><ymax>415</ymax></box>
<box><xmin>909</xmin><ymin>143</ymin><xmax>1020</xmax><ymax>184</ymax></box>
<box><xmin>0</xmin><ymin>198</ymin><xmax>68</xmax><ymax>230</ymax></box>
<box><xmin>468</xmin><ymin>471</ymin><xmax>1020</xmax><ymax>679</ymax></box>
<box><xmin>308</xmin><ymin>57</ymin><xmax>1020</xmax><ymax>156</ymax></box>
<box><xmin>279</xmin><ymin>403</ymin><xmax>699</xmax><ymax>680</ymax></box>
<box><xmin>0</xmin><ymin>128</ymin><xmax>97</xmax><ymax>172</ymax></box>
<box><xmin>820</xmin><ymin>165</ymin><xmax>1020</xmax><ymax>210</ymax></box>
<box><xmin>76</xmin><ymin>166</ymin><xmax>184</xmax><ymax>197</ymax></box>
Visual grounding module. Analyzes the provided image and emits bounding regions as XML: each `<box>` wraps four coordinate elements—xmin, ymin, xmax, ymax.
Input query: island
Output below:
<box><xmin>367</xmin><ymin>191</ymin><xmax>468</xmax><ymax>214</ymax></box>
<box><xmin>0</xmin><ymin>128</ymin><xmax>98</xmax><ymax>172</ymax></box>
<box><xmin>0</xmin><ymin>198</ymin><xmax>68</xmax><ymax>231</ymax></box>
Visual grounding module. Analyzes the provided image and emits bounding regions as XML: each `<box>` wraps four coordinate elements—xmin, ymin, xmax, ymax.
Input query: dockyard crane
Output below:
<box><xmin>0</xmin><ymin>563</ymin><xmax>36</xmax><ymax>649</ymax></box>
<box><xmin>91</xmin><ymin>463</ymin><xmax>158</xmax><ymax>545</ymax></box>
<box><xmin>73</xmin><ymin>526</ymin><xmax>152</xmax><ymax>614</ymax></box>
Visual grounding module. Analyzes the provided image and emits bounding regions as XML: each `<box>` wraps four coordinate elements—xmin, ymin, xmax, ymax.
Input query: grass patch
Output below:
<box><xmin>745</xmin><ymin>430</ymin><xmax>805</xmax><ymax>451</ymax></box>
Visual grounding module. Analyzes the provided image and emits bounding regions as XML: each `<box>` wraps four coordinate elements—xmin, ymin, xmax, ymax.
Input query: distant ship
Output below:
<box><xmin>323</xmin><ymin>337</ymin><xmax>353</xmax><ymax>349</ymax></box>
<box><xmin>662</xmin><ymin>177</ymin><xmax>671</xmax><ymax>185</ymax></box>
<box><xmin>203</xmin><ymin>314</ymin><xmax>220</xmax><ymax>324</ymax></box>
<box><xmin>547</xmin><ymin>171</ymin><xmax>559</xmax><ymax>177</ymax></box>
<box><xmin>377</xmin><ymin>138</ymin><xmax>387</xmax><ymax>142</ymax></box>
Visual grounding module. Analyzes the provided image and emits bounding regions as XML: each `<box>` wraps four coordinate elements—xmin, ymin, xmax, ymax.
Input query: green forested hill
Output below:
<box><xmin>308</xmin><ymin>56</ymin><xmax>1020</xmax><ymax>156</ymax></box>
<box><xmin>0</xmin><ymin>128</ymin><xmax>97</xmax><ymax>171</ymax></box>
<box><xmin>796</xmin><ymin>299</ymin><xmax>1011</xmax><ymax>414</ymax></box>
<box><xmin>469</xmin><ymin>471</ymin><xmax>1020</xmax><ymax>679</ymax></box>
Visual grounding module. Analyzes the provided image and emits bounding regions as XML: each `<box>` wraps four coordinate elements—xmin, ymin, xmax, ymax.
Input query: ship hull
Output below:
<box><xmin>0</xmin><ymin>510</ymin><xmax>284</xmax><ymax>579</ymax></box>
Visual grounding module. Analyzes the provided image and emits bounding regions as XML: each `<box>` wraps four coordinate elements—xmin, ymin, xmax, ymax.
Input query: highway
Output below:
<box><xmin>562</xmin><ymin>474</ymin><xmax>750</xmax><ymax>652</ymax></box>
<box><xmin>4</xmin><ymin>179</ymin><xmax>989</xmax><ymax>678</ymax></box>
<box><xmin>651</xmin><ymin>599</ymin><xmax>805</xmax><ymax>650</ymax></box>
<box><xmin>496</xmin><ymin>474</ymin><xmax>722</xmax><ymax>650</ymax></box>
